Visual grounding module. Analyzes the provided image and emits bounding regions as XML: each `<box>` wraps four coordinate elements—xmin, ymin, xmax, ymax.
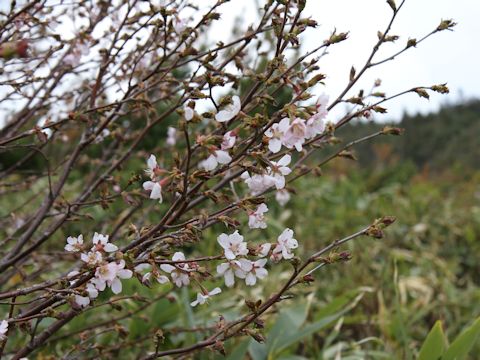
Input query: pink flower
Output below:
<box><xmin>221</xmin><ymin>130</ymin><xmax>237</xmax><ymax>150</ymax></box>
<box><xmin>267</xmin><ymin>154</ymin><xmax>292</xmax><ymax>189</ymax></box>
<box><xmin>265</xmin><ymin>118</ymin><xmax>290</xmax><ymax>153</ymax></box>
<box><xmin>272</xmin><ymin>228</ymin><xmax>298</xmax><ymax>261</ymax></box>
<box><xmin>248</xmin><ymin>203</ymin><xmax>268</xmax><ymax>229</ymax></box>
<box><xmin>160</xmin><ymin>252</ymin><xmax>191</xmax><ymax>287</ymax></box>
<box><xmin>65</xmin><ymin>234</ymin><xmax>84</xmax><ymax>252</ymax></box>
<box><xmin>215</xmin><ymin>95</ymin><xmax>241</xmax><ymax>122</ymax></box>
<box><xmin>217</xmin><ymin>231</ymin><xmax>249</xmax><ymax>260</ymax></box>
<box><xmin>282</xmin><ymin>118</ymin><xmax>307</xmax><ymax>151</ymax></box>
<box><xmin>200</xmin><ymin>150</ymin><xmax>232</xmax><ymax>171</ymax></box>
<box><xmin>190</xmin><ymin>287</ymin><xmax>222</xmax><ymax>307</ymax></box>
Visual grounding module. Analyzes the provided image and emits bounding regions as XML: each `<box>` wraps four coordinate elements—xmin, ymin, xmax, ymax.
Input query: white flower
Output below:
<box><xmin>64</xmin><ymin>41</ymin><xmax>89</xmax><ymax>67</ymax></box>
<box><xmin>145</xmin><ymin>154</ymin><xmax>159</xmax><ymax>179</ymax></box>
<box><xmin>217</xmin><ymin>230</ymin><xmax>248</xmax><ymax>260</ymax></box>
<box><xmin>0</xmin><ymin>320</ymin><xmax>8</xmax><ymax>340</ymax></box>
<box><xmin>167</xmin><ymin>126</ymin><xmax>176</xmax><ymax>146</ymax></box>
<box><xmin>272</xmin><ymin>228</ymin><xmax>298</xmax><ymax>261</ymax></box>
<box><xmin>80</xmin><ymin>250</ymin><xmax>103</xmax><ymax>266</ymax></box>
<box><xmin>173</xmin><ymin>16</ymin><xmax>187</xmax><ymax>34</ymax></box>
<box><xmin>242</xmin><ymin>171</ymin><xmax>276</xmax><ymax>196</ymax></box>
<box><xmin>92</xmin><ymin>232</ymin><xmax>118</xmax><ymax>253</ymax></box>
<box><xmin>65</xmin><ymin>234</ymin><xmax>84</xmax><ymax>252</ymax></box>
<box><xmin>94</xmin><ymin>260</ymin><xmax>133</xmax><ymax>294</ymax></box>
<box><xmin>216</xmin><ymin>260</ymin><xmax>247</xmax><ymax>287</ymax></box>
<box><xmin>275</xmin><ymin>189</ymin><xmax>291</xmax><ymax>206</ymax></box>
<box><xmin>267</xmin><ymin>154</ymin><xmax>292</xmax><ymax>190</ymax></box>
<box><xmin>258</xmin><ymin>243</ymin><xmax>271</xmax><ymax>257</ymax></box>
<box><xmin>160</xmin><ymin>252</ymin><xmax>191</xmax><ymax>287</ymax></box>
<box><xmin>282</xmin><ymin>118</ymin><xmax>307</xmax><ymax>151</ymax></box>
<box><xmin>265</xmin><ymin>118</ymin><xmax>290</xmax><ymax>153</ymax></box>
<box><xmin>190</xmin><ymin>287</ymin><xmax>222</xmax><ymax>307</ymax></box>
<box><xmin>74</xmin><ymin>295</ymin><xmax>90</xmax><ymax>308</ymax></box>
<box><xmin>248</xmin><ymin>203</ymin><xmax>268</xmax><ymax>229</ymax></box>
<box><xmin>143</xmin><ymin>181</ymin><xmax>163</xmax><ymax>203</ymax></box>
<box><xmin>239</xmin><ymin>258</ymin><xmax>268</xmax><ymax>286</ymax></box>
<box><xmin>215</xmin><ymin>95</ymin><xmax>241</xmax><ymax>122</ymax></box>
<box><xmin>221</xmin><ymin>130</ymin><xmax>237</xmax><ymax>150</ymax></box>
<box><xmin>305</xmin><ymin>95</ymin><xmax>328</xmax><ymax>139</ymax></box>
<box><xmin>134</xmin><ymin>263</ymin><xmax>151</xmax><ymax>273</ymax></box>
<box><xmin>184</xmin><ymin>103</ymin><xmax>195</xmax><ymax>121</ymax></box>
<box><xmin>74</xmin><ymin>281</ymin><xmax>99</xmax><ymax>308</ymax></box>
<box><xmin>200</xmin><ymin>150</ymin><xmax>232</xmax><ymax>171</ymax></box>
<box><xmin>315</xmin><ymin>94</ymin><xmax>329</xmax><ymax>118</ymax></box>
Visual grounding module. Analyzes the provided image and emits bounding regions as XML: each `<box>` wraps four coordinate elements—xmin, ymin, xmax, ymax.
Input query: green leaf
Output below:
<box><xmin>442</xmin><ymin>317</ymin><xmax>480</xmax><ymax>360</ymax></box>
<box><xmin>418</xmin><ymin>321</ymin><xmax>447</xmax><ymax>360</ymax></box>
<box><xmin>226</xmin><ymin>339</ymin><xmax>250</xmax><ymax>360</ymax></box>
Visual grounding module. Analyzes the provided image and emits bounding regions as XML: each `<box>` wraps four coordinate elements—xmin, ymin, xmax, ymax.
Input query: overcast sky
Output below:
<box><xmin>216</xmin><ymin>0</ymin><xmax>479</xmax><ymax>121</ymax></box>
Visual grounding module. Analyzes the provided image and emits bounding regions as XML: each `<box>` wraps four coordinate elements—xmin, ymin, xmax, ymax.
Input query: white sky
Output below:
<box><xmin>215</xmin><ymin>0</ymin><xmax>479</xmax><ymax>121</ymax></box>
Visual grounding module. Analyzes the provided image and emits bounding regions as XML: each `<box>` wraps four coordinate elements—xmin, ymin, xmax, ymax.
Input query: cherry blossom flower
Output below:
<box><xmin>215</xmin><ymin>95</ymin><xmax>241</xmax><ymax>122</ymax></box>
<box><xmin>265</xmin><ymin>118</ymin><xmax>289</xmax><ymax>153</ymax></box>
<box><xmin>167</xmin><ymin>126</ymin><xmax>176</xmax><ymax>146</ymax></box>
<box><xmin>216</xmin><ymin>260</ymin><xmax>248</xmax><ymax>287</ymax></box>
<box><xmin>315</xmin><ymin>94</ymin><xmax>329</xmax><ymax>118</ymax></box>
<box><xmin>143</xmin><ymin>181</ymin><xmax>163</xmax><ymax>203</ymax></box>
<box><xmin>221</xmin><ymin>130</ymin><xmax>237</xmax><ymax>150</ymax></box>
<box><xmin>92</xmin><ymin>232</ymin><xmax>118</xmax><ymax>253</ymax></box>
<box><xmin>258</xmin><ymin>243</ymin><xmax>272</xmax><ymax>258</ymax></box>
<box><xmin>190</xmin><ymin>287</ymin><xmax>222</xmax><ymax>307</ymax></box>
<box><xmin>241</xmin><ymin>171</ymin><xmax>276</xmax><ymax>196</ymax></box>
<box><xmin>275</xmin><ymin>189</ymin><xmax>291</xmax><ymax>206</ymax></box>
<box><xmin>136</xmin><ymin>264</ymin><xmax>170</xmax><ymax>285</ymax></box>
<box><xmin>272</xmin><ymin>228</ymin><xmax>298</xmax><ymax>260</ymax></box>
<box><xmin>248</xmin><ymin>203</ymin><xmax>268</xmax><ymax>229</ymax></box>
<box><xmin>75</xmin><ymin>281</ymin><xmax>99</xmax><ymax>308</ymax></box>
<box><xmin>94</xmin><ymin>260</ymin><xmax>133</xmax><ymax>294</ymax></box>
<box><xmin>238</xmin><ymin>258</ymin><xmax>268</xmax><ymax>286</ymax></box>
<box><xmin>80</xmin><ymin>250</ymin><xmax>103</xmax><ymax>266</ymax></box>
<box><xmin>160</xmin><ymin>252</ymin><xmax>191</xmax><ymax>287</ymax></box>
<box><xmin>267</xmin><ymin>154</ymin><xmax>292</xmax><ymax>190</ymax></box>
<box><xmin>200</xmin><ymin>149</ymin><xmax>231</xmax><ymax>171</ymax></box>
<box><xmin>173</xmin><ymin>16</ymin><xmax>187</xmax><ymax>34</ymax></box>
<box><xmin>65</xmin><ymin>234</ymin><xmax>84</xmax><ymax>252</ymax></box>
<box><xmin>217</xmin><ymin>231</ymin><xmax>248</xmax><ymax>260</ymax></box>
<box><xmin>282</xmin><ymin>118</ymin><xmax>307</xmax><ymax>151</ymax></box>
<box><xmin>184</xmin><ymin>103</ymin><xmax>195</xmax><ymax>121</ymax></box>
<box><xmin>0</xmin><ymin>320</ymin><xmax>8</xmax><ymax>340</ymax></box>
<box><xmin>64</xmin><ymin>41</ymin><xmax>89</xmax><ymax>67</ymax></box>
<box><xmin>144</xmin><ymin>154</ymin><xmax>159</xmax><ymax>179</ymax></box>
<box><xmin>305</xmin><ymin>95</ymin><xmax>328</xmax><ymax>139</ymax></box>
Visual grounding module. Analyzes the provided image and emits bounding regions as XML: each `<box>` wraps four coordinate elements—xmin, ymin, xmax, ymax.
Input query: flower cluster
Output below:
<box><xmin>215</xmin><ymin>228</ymin><xmax>298</xmax><ymax>290</ymax></box>
<box><xmin>265</xmin><ymin>94</ymin><xmax>329</xmax><ymax>153</ymax></box>
<box><xmin>65</xmin><ymin>232</ymin><xmax>132</xmax><ymax>307</ymax></box>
